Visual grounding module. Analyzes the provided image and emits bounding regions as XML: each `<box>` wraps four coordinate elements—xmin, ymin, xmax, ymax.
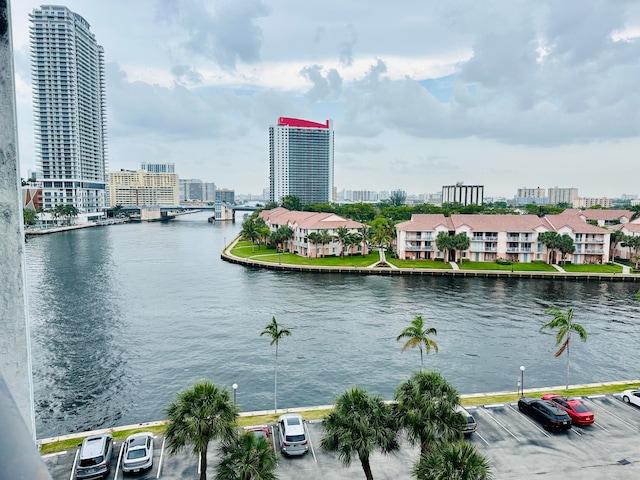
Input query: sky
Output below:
<box><xmin>9</xmin><ymin>0</ymin><xmax>640</xmax><ymax>199</ymax></box>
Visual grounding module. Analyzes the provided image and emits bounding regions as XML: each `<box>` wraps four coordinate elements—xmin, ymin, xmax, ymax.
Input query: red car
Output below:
<box><xmin>541</xmin><ymin>394</ymin><xmax>594</xmax><ymax>426</ymax></box>
<box><xmin>244</xmin><ymin>426</ymin><xmax>273</xmax><ymax>449</ymax></box>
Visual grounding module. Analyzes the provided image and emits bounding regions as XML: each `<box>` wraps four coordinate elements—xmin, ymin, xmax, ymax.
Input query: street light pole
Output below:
<box><xmin>232</xmin><ymin>383</ymin><xmax>238</xmax><ymax>405</ymax></box>
<box><xmin>520</xmin><ymin>366</ymin><xmax>525</xmax><ymax>397</ymax></box>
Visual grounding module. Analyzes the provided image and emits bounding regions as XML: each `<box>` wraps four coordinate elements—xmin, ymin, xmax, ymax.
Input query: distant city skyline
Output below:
<box><xmin>11</xmin><ymin>1</ymin><xmax>640</xmax><ymax>198</ymax></box>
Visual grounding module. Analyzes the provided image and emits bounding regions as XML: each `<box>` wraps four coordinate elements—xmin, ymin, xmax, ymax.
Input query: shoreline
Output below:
<box><xmin>38</xmin><ymin>378</ymin><xmax>640</xmax><ymax>447</ymax></box>
<box><xmin>221</xmin><ymin>248</ymin><xmax>640</xmax><ymax>283</ymax></box>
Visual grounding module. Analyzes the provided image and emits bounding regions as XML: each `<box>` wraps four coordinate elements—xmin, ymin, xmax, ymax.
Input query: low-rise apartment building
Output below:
<box><xmin>396</xmin><ymin>211</ymin><xmax>610</xmax><ymax>265</ymax></box>
<box><xmin>259</xmin><ymin>208</ymin><xmax>368</xmax><ymax>258</ymax></box>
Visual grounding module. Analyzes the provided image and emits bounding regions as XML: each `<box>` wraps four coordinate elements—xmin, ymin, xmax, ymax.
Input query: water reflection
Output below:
<box><xmin>25</xmin><ymin>212</ymin><xmax>640</xmax><ymax>438</ymax></box>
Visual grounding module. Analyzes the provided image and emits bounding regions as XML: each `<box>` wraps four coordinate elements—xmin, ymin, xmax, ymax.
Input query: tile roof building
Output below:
<box><xmin>259</xmin><ymin>208</ymin><xmax>367</xmax><ymax>258</ymax></box>
<box><xmin>396</xmin><ymin>211</ymin><xmax>611</xmax><ymax>265</ymax></box>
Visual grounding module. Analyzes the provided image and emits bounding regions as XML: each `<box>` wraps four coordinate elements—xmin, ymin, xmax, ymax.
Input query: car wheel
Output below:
<box><xmin>518</xmin><ymin>404</ymin><xmax>524</xmax><ymax>412</ymax></box>
<box><xmin>623</xmin><ymin>396</ymin><xmax>630</xmax><ymax>403</ymax></box>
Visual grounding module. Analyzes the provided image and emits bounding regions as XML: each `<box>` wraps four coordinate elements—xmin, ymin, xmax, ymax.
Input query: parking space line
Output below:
<box><xmin>570</xmin><ymin>428</ymin><xmax>582</xmax><ymax>437</ymax></box>
<box><xmin>593</xmin><ymin>421</ymin><xmax>609</xmax><ymax>432</ymax></box>
<box><xmin>304</xmin><ymin>421</ymin><xmax>317</xmax><ymax>462</ymax></box>
<box><xmin>507</xmin><ymin>404</ymin><xmax>551</xmax><ymax>438</ymax></box>
<box><xmin>481</xmin><ymin>406</ymin><xmax>521</xmax><ymax>441</ymax></box>
<box><xmin>269</xmin><ymin>425</ymin><xmax>277</xmax><ymax>453</ymax></box>
<box><xmin>69</xmin><ymin>449</ymin><xmax>79</xmax><ymax>480</ymax></box>
<box><xmin>583</xmin><ymin>397</ymin><xmax>638</xmax><ymax>429</ymax></box>
<box><xmin>157</xmin><ymin>436</ymin><xmax>166</xmax><ymax>479</ymax></box>
<box><xmin>473</xmin><ymin>430</ymin><xmax>490</xmax><ymax>446</ymax></box>
<box><xmin>114</xmin><ymin>441</ymin><xmax>123</xmax><ymax>480</ymax></box>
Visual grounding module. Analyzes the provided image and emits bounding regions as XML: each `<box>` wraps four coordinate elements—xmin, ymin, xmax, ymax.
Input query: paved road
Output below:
<box><xmin>43</xmin><ymin>394</ymin><xmax>640</xmax><ymax>480</ymax></box>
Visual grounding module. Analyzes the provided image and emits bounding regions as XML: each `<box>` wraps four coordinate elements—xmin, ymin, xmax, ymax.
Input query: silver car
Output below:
<box><xmin>278</xmin><ymin>414</ymin><xmax>309</xmax><ymax>456</ymax></box>
<box><xmin>455</xmin><ymin>405</ymin><xmax>477</xmax><ymax>434</ymax></box>
<box><xmin>121</xmin><ymin>432</ymin><xmax>154</xmax><ymax>474</ymax></box>
<box><xmin>76</xmin><ymin>433</ymin><xmax>113</xmax><ymax>479</ymax></box>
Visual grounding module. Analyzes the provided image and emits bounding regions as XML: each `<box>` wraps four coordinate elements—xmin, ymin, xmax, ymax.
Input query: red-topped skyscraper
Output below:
<box><xmin>269</xmin><ymin>117</ymin><xmax>334</xmax><ymax>205</ymax></box>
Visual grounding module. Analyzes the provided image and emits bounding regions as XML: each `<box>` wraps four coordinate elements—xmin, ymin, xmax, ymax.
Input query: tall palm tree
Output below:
<box><xmin>260</xmin><ymin>316</ymin><xmax>292</xmax><ymax>413</ymax></box>
<box><xmin>240</xmin><ymin>217</ymin><xmax>260</xmax><ymax>252</ymax></box>
<box><xmin>396</xmin><ymin>315</ymin><xmax>438</xmax><ymax>369</ymax></box>
<box><xmin>215</xmin><ymin>431</ymin><xmax>277</xmax><ymax>480</ymax></box>
<box><xmin>320</xmin><ymin>386</ymin><xmax>399</xmax><ymax>480</ymax></box>
<box><xmin>318</xmin><ymin>229</ymin><xmax>335</xmax><ymax>257</ymax></box>
<box><xmin>395</xmin><ymin>370</ymin><xmax>465</xmax><ymax>455</ymax></box>
<box><xmin>413</xmin><ymin>441</ymin><xmax>493</xmax><ymax>480</ymax></box>
<box><xmin>164</xmin><ymin>380</ymin><xmax>239</xmax><ymax>480</ymax></box>
<box><xmin>359</xmin><ymin>225</ymin><xmax>372</xmax><ymax>255</ymax></box>
<box><xmin>335</xmin><ymin>226</ymin><xmax>350</xmax><ymax>257</ymax></box>
<box><xmin>307</xmin><ymin>232</ymin><xmax>321</xmax><ymax>257</ymax></box>
<box><xmin>435</xmin><ymin>231</ymin><xmax>453</xmax><ymax>263</ymax></box>
<box><xmin>539</xmin><ymin>307</ymin><xmax>588</xmax><ymax>390</ymax></box>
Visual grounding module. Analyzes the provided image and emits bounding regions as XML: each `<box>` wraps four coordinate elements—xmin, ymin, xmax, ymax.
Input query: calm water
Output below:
<box><xmin>25</xmin><ymin>211</ymin><xmax>640</xmax><ymax>438</ymax></box>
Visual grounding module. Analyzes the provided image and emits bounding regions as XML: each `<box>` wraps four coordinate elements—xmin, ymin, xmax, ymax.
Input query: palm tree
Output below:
<box><xmin>317</xmin><ymin>229</ymin><xmax>335</xmax><ymax>257</ymax></box>
<box><xmin>609</xmin><ymin>230</ymin><xmax>625</xmax><ymax>262</ymax></box>
<box><xmin>240</xmin><ymin>217</ymin><xmax>260</xmax><ymax>252</ymax></box>
<box><xmin>335</xmin><ymin>226</ymin><xmax>350</xmax><ymax>257</ymax></box>
<box><xmin>539</xmin><ymin>307</ymin><xmax>588</xmax><ymax>390</ymax></box>
<box><xmin>452</xmin><ymin>233</ymin><xmax>470</xmax><ymax>264</ymax></box>
<box><xmin>359</xmin><ymin>225</ymin><xmax>372</xmax><ymax>256</ymax></box>
<box><xmin>396</xmin><ymin>315</ymin><xmax>438</xmax><ymax>369</ymax></box>
<box><xmin>260</xmin><ymin>316</ymin><xmax>292</xmax><ymax>413</ymax></box>
<box><xmin>538</xmin><ymin>231</ymin><xmax>560</xmax><ymax>264</ymax></box>
<box><xmin>320</xmin><ymin>386</ymin><xmax>399</xmax><ymax>480</ymax></box>
<box><xmin>413</xmin><ymin>441</ymin><xmax>493</xmax><ymax>480</ymax></box>
<box><xmin>164</xmin><ymin>380</ymin><xmax>239</xmax><ymax>480</ymax></box>
<box><xmin>395</xmin><ymin>370</ymin><xmax>465</xmax><ymax>455</ymax></box>
<box><xmin>435</xmin><ymin>231</ymin><xmax>453</xmax><ymax>263</ymax></box>
<box><xmin>307</xmin><ymin>232</ymin><xmax>321</xmax><ymax>257</ymax></box>
<box><xmin>215</xmin><ymin>431</ymin><xmax>277</xmax><ymax>480</ymax></box>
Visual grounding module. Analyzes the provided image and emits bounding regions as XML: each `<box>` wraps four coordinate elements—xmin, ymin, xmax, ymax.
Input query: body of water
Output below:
<box><xmin>25</xmin><ymin>211</ymin><xmax>640</xmax><ymax>438</ymax></box>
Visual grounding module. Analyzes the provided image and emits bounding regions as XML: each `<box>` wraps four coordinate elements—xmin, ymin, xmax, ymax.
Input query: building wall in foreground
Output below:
<box><xmin>0</xmin><ymin>0</ymin><xmax>36</xmax><ymax>438</ymax></box>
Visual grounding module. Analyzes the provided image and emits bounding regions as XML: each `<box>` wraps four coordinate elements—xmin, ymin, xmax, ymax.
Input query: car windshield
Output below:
<box><xmin>79</xmin><ymin>455</ymin><xmax>103</xmax><ymax>467</ymax></box>
<box><xmin>251</xmin><ymin>430</ymin><xmax>267</xmax><ymax>439</ymax></box>
<box><xmin>285</xmin><ymin>434</ymin><xmax>306</xmax><ymax>442</ymax></box>
<box><xmin>127</xmin><ymin>449</ymin><xmax>147</xmax><ymax>460</ymax></box>
<box><xmin>573</xmin><ymin>404</ymin><xmax>589</xmax><ymax>413</ymax></box>
<box><xmin>286</xmin><ymin>417</ymin><xmax>301</xmax><ymax>426</ymax></box>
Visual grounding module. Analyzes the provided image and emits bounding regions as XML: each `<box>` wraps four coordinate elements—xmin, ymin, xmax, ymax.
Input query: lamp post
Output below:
<box><xmin>520</xmin><ymin>366</ymin><xmax>525</xmax><ymax>397</ymax></box>
<box><xmin>232</xmin><ymin>383</ymin><xmax>238</xmax><ymax>405</ymax></box>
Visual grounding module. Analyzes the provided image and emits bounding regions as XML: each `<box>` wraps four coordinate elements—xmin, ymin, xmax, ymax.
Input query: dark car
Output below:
<box><xmin>518</xmin><ymin>397</ymin><xmax>571</xmax><ymax>431</ymax></box>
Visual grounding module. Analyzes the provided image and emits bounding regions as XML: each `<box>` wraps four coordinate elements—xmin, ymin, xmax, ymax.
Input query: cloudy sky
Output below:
<box><xmin>10</xmin><ymin>0</ymin><xmax>640</xmax><ymax>199</ymax></box>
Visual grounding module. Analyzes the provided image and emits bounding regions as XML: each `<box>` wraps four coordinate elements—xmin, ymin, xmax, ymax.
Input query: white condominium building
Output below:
<box><xmin>29</xmin><ymin>6</ymin><xmax>107</xmax><ymax>213</ymax></box>
<box><xmin>269</xmin><ymin>117</ymin><xmax>334</xmax><ymax>205</ymax></box>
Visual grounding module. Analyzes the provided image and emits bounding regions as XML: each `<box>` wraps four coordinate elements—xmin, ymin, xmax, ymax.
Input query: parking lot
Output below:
<box><xmin>43</xmin><ymin>394</ymin><xmax>640</xmax><ymax>480</ymax></box>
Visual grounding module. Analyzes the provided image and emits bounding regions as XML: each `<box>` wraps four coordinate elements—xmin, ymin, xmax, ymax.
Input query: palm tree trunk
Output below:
<box><xmin>200</xmin><ymin>447</ymin><xmax>207</xmax><ymax>480</ymax></box>
<box><xmin>565</xmin><ymin>339</ymin><xmax>570</xmax><ymax>391</ymax></box>
<box><xmin>274</xmin><ymin>344</ymin><xmax>278</xmax><ymax>414</ymax></box>
<box><xmin>360</xmin><ymin>455</ymin><xmax>374</xmax><ymax>480</ymax></box>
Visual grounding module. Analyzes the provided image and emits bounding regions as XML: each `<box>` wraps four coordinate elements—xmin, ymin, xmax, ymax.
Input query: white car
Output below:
<box><xmin>277</xmin><ymin>413</ymin><xmax>309</xmax><ymax>456</ymax></box>
<box><xmin>621</xmin><ymin>389</ymin><xmax>640</xmax><ymax>407</ymax></box>
<box><xmin>121</xmin><ymin>432</ymin><xmax>154</xmax><ymax>474</ymax></box>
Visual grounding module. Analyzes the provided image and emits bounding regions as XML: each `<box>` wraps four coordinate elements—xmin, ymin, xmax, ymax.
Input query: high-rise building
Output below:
<box><xmin>442</xmin><ymin>183</ymin><xmax>484</xmax><ymax>206</ymax></box>
<box><xmin>29</xmin><ymin>6</ymin><xmax>107</xmax><ymax>213</ymax></box>
<box><xmin>269</xmin><ymin>117</ymin><xmax>334</xmax><ymax>205</ymax></box>
<box><xmin>107</xmin><ymin>169</ymin><xmax>179</xmax><ymax>206</ymax></box>
<box><xmin>548</xmin><ymin>187</ymin><xmax>578</xmax><ymax>205</ymax></box>
<box><xmin>141</xmin><ymin>162</ymin><xmax>175</xmax><ymax>174</ymax></box>
<box><xmin>179</xmin><ymin>178</ymin><xmax>204</xmax><ymax>202</ymax></box>
<box><xmin>215</xmin><ymin>188</ymin><xmax>235</xmax><ymax>204</ymax></box>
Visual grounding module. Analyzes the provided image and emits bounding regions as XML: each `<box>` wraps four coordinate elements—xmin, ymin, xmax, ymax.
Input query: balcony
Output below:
<box><xmin>585</xmin><ymin>249</ymin><xmax>604</xmax><ymax>254</ymax></box>
<box><xmin>485</xmin><ymin>236</ymin><xmax>498</xmax><ymax>241</ymax></box>
<box><xmin>405</xmin><ymin>244</ymin><xmax>433</xmax><ymax>251</ymax></box>
<box><xmin>405</xmin><ymin>234</ymin><xmax>433</xmax><ymax>241</ymax></box>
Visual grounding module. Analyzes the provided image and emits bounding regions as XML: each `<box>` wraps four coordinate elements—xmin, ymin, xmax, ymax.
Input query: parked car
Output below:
<box><xmin>277</xmin><ymin>413</ymin><xmax>309</xmax><ymax>456</ymax></box>
<box><xmin>455</xmin><ymin>405</ymin><xmax>477</xmax><ymax>434</ymax></box>
<box><xmin>621</xmin><ymin>389</ymin><xmax>640</xmax><ymax>407</ymax></box>
<box><xmin>245</xmin><ymin>426</ymin><xmax>273</xmax><ymax>450</ymax></box>
<box><xmin>517</xmin><ymin>397</ymin><xmax>571</xmax><ymax>431</ymax></box>
<box><xmin>121</xmin><ymin>432</ymin><xmax>154</xmax><ymax>474</ymax></box>
<box><xmin>541</xmin><ymin>394</ymin><xmax>594</xmax><ymax>426</ymax></box>
<box><xmin>75</xmin><ymin>433</ymin><xmax>114</xmax><ymax>479</ymax></box>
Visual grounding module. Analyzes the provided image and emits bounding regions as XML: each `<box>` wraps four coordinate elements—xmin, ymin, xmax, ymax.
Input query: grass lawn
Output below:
<box><xmin>458</xmin><ymin>261</ymin><xmax>557</xmax><ymax>272</ymax></box>
<box><xmin>387</xmin><ymin>259</ymin><xmax>452</xmax><ymax>269</ymax></box>
<box><xmin>562</xmin><ymin>263</ymin><xmax>623</xmax><ymax>273</ymax></box>
<box><xmin>40</xmin><ymin>381</ymin><xmax>640</xmax><ymax>454</ymax></box>
<box><xmin>229</xmin><ymin>242</ymin><xmax>379</xmax><ymax>267</ymax></box>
